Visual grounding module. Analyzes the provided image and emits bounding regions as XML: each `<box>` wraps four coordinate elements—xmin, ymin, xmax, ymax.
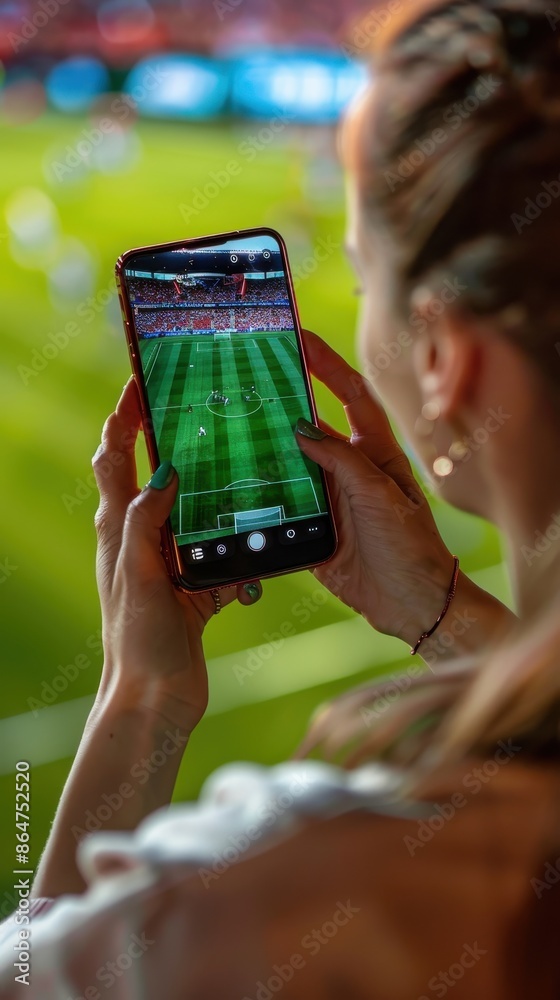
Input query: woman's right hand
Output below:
<box><xmin>295</xmin><ymin>329</ymin><xmax>462</xmax><ymax>651</ymax></box>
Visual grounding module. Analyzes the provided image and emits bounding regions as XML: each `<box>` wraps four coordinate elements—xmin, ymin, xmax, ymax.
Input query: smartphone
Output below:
<box><xmin>115</xmin><ymin>227</ymin><xmax>337</xmax><ymax>592</ymax></box>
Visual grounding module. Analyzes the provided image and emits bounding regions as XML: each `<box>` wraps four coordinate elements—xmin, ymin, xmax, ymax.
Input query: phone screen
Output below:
<box><xmin>120</xmin><ymin>230</ymin><xmax>336</xmax><ymax>587</ymax></box>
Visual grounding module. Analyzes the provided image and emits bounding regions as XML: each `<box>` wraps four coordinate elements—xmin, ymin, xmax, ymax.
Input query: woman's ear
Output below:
<box><xmin>412</xmin><ymin>306</ymin><xmax>479</xmax><ymax>422</ymax></box>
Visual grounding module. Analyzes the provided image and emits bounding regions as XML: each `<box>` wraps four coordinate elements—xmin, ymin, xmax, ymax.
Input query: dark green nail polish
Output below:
<box><xmin>295</xmin><ymin>417</ymin><xmax>327</xmax><ymax>440</ymax></box>
<box><xmin>243</xmin><ymin>583</ymin><xmax>260</xmax><ymax>601</ymax></box>
<box><xmin>148</xmin><ymin>460</ymin><xmax>175</xmax><ymax>490</ymax></box>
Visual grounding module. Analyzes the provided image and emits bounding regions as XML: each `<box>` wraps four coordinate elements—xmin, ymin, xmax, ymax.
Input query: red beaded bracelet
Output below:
<box><xmin>410</xmin><ymin>556</ymin><xmax>460</xmax><ymax>655</ymax></box>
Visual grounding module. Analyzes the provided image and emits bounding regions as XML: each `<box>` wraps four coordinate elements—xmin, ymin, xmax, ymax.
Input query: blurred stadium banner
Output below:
<box><xmin>1</xmin><ymin>49</ymin><xmax>369</xmax><ymax>123</ymax></box>
<box><xmin>228</xmin><ymin>52</ymin><xmax>368</xmax><ymax>122</ymax></box>
<box><xmin>125</xmin><ymin>52</ymin><xmax>368</xmax><ymax>122</ymax></box>
<box><xmin>1</xmin><ymin>0</ymin><xmax>377</xmax><ymax>123</ymax></box>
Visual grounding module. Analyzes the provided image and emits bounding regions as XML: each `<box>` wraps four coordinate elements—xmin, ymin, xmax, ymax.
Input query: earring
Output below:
<box><xmin>414</xmin><ymin>402</ymin><xmax>467</xmax><ymax>479</ymax></box>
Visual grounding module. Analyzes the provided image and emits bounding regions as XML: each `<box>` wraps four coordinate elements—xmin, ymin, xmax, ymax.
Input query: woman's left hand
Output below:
<box><xmin>92</xmin><ymin>377</ymin><xmax>261</xmax><ymax>736</ymax></box>
<box><xmin>31</xmin><ymin>378</ymin><xmax>262</xmax><ymax>897</ymax></box>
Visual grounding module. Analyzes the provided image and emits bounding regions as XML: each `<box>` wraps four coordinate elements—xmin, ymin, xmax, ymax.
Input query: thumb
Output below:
<box><xmin>295</xmin><ymin>417</ymin><xmax>386</xmax><ymax>492</ymax></box>
<box><xmin>121</xmin><ymin>461</ymin><xmax>178</xmax><ymax>576</ymax></box>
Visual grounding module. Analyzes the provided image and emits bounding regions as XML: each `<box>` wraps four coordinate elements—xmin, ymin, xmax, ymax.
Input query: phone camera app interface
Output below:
<box><xmin>124</xmin><ymin>235</ymin><xmax>329</xmax><ymax>563</ymax></box>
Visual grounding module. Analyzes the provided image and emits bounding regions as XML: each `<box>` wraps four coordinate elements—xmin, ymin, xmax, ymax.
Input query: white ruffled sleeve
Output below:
<box><xmin>0</xmin><ymin>760</ymin><xmax>407</xmax><ymax>999</ymax></box>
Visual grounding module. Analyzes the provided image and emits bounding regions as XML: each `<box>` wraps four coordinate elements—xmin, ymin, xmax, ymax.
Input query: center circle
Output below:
<box><xmin>205</xmin><ymin>391</ymin><xmax>263</xmax><ymax>419</ymax></box>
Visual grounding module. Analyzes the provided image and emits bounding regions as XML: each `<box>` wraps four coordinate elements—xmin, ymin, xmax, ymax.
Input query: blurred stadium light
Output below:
<box><xmin>5</xmin><ymin>186</ymin><xmax>60</xmax><ymax>269</ymax></box>
<box><xmin>123</xmin><ymin>54</ymin><xmax>230</xmax><ymax>119</ymax></box>
<box><xmin>230</xmin><ymin>52</ymin><xmax>368</xmax><ymax>122</ymax></box>
<box><xmin>1</xmin><ymin>0</ymin><xmax>374</xmax><ymax>126</ymax></box>
<box><xmin>0</xmin><ymin>67</ymin><xmax>46</xmax><ymax>124</ymax></box>
<box><xmin>119</xmin><ymin>51</ymin><xmax>367</xmax><ymax>122</ymax></box>
<box><xmin>45</xmin><ymin>56</ymin><xmax>110</xmax><ymax>114</ymax></box>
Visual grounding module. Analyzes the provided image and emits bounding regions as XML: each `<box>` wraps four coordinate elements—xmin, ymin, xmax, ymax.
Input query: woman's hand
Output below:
<box><xmin>296</xmin><ymin>331</ymin><xmax>511</xmax><ymax>657</ymax></box>
<box><xmin>93</xmin><ymin>377</ymin><xmax>261</xmax><ymax>736</ymax></box>
<box><xmin>33</xmin><ymin>379</ymin><xmax>264</xmax><ymax>898</ymax></box>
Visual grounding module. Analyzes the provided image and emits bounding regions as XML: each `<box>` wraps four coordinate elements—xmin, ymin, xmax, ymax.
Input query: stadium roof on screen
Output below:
<box><xmin>124</xmin><ymin>246</ymin><xmax>284</xmax><ymax>277</ymax></box>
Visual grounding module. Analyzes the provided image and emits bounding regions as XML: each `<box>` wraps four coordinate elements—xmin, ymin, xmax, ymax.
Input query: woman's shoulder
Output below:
<box><xmin>1</xmin><ymin>756</ymin><xmax>559</xmax><ymax>999</ymax></box>
<box><xmin>78</xmin><ymin>757</ymin><xmax>411</xmax><ymax>881</ymax></box>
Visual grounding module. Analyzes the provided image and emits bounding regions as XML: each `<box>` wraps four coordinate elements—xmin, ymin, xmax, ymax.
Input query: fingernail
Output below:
<box><xmin>148</xmin><ymin>460</ymin><xmax>175</xmax><ymax>490</ymax></box>
<box><xmin>295</xmin><ymin>417</ymin><xmax>327</xmax><ymax>440</ymax></box>
<box><xmin>243</xmin><ymin>583</ymin><xmax>261</xmax><ymax>602</ymax></box>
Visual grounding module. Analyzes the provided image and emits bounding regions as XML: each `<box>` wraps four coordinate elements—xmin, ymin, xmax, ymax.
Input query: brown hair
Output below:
<box><xmin>298</xmin><ymin>605</ymin><xmax>560</xmax><ymax>782</ymax></box>
<box><xmin>347</xmin><ymin>0</ymin><xmax>560</xmax><ymax>381</ymax></box>
<box><xmin>301</xmin><ymin>0</ymin><xmax>560</xmax><ymax>780</ymax></box>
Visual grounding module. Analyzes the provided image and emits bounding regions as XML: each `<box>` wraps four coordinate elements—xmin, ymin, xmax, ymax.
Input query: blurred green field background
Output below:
<box><xmin>0</xmin><ymin>114</ymin><xmax>507</xmax><ymax>912</ymax></box>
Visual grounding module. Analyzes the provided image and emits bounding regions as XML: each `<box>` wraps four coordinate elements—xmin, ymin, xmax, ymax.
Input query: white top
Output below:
<box><xmin>0</xmin><ymin>759</ymin><xmax>410</xmax><ymax>998</ymax></box>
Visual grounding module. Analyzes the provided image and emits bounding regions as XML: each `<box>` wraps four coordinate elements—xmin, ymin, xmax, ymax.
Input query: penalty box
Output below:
<box><xmin>196</xmin><ymin>338</ymin><xmax>258</xmax><ymax>351</ymax></box>
<box><xmin>178</xmin><ymin>478</ymin><xmax>320</xmax><ymax>537</ymax></box>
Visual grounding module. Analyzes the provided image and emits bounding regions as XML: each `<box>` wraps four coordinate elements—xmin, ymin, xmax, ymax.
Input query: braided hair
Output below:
<box><xmin>301</xmin><ymin>1</ymin><xmax>560</xmax><ymax>778</ymax></box>
<box><xmin>349</xmin><ymin>0</ymin><xmax>560</xmax><ymax>382</ymax></box>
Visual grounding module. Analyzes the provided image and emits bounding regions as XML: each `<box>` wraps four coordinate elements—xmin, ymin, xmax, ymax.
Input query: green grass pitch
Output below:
<box><xmin>139</xmin><ymin>331</ymin><xmax>328</xmax><ymax>544</ymax></box>
<box><xmin>0</xmin><ymin>116</ymin><xmax>505</xmax><ymax>905</ymax></box>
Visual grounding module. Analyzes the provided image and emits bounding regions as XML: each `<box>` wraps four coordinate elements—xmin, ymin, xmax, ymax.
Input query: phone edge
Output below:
<box><xmin>115</xmin><ymin>226</ymin><xmax>339</xmax><ymax>594</ymax></box>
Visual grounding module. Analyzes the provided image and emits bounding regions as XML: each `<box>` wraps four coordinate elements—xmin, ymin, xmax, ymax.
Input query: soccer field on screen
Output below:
<box><xmin>140</xmin><ymin>330</ymin><xmax>328</xmax><ymax>545</ymax></box>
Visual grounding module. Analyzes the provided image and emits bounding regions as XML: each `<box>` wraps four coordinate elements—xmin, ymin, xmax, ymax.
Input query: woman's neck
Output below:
<box><xmin>494</xmin><ymin>418</ymin><xmax>560</xmax><ymax>619</ymax></box>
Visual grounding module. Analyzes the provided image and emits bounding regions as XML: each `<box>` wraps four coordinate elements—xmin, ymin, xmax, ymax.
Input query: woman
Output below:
<box><xmin>3</xmin><ymin>0</ymin><xmax>560</xmax><ymax>995</ymax></box>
